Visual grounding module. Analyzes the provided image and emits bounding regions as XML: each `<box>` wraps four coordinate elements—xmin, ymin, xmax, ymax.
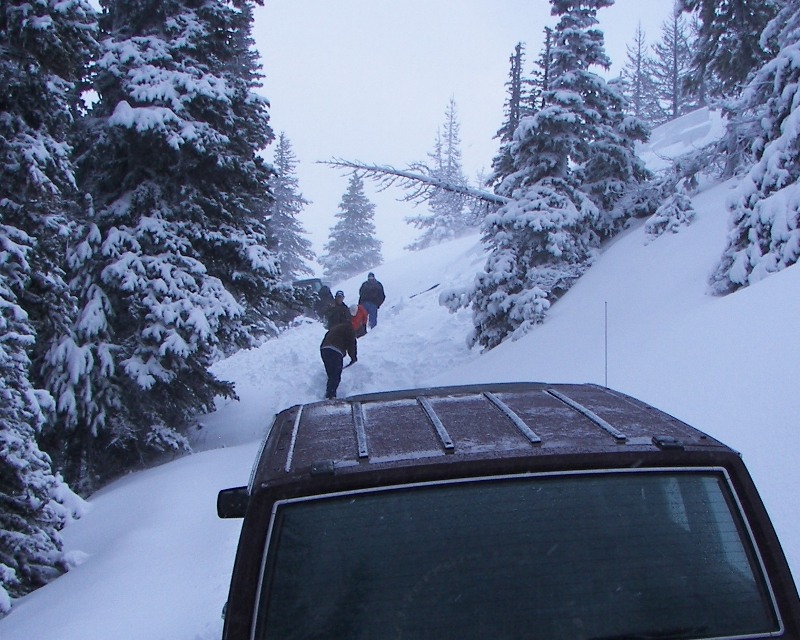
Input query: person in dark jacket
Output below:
<box><xmin>313</xmin><ymin>285</ymin><xmax>333</xmax><ymax>321</ymax></box>
<box><xmin>358</xmin><ymin>273</ymin><xmax>385</xmax><ymax>329</ymax></box>
<box><xmin>320</xmin><ymin>313</ymin><xmax>357</xmax><ymax>400</ymax></box>
<box><xmin>325</xmin><ymin>290</ymin><xmax>350</xmax><ymax>329</ymax></box>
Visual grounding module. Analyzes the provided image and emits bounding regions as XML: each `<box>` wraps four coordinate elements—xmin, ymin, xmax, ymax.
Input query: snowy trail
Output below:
<box><xmin>192</xmin><ymin>234</ymin><xmax>483</xmax><ymax>451</ymax></box>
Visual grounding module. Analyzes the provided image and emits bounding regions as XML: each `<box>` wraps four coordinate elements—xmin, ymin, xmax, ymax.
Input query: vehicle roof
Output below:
<box><xmin>249</xmin><ymin>382</ymin><xmax>735</xmax><ymax>492</ymax></box>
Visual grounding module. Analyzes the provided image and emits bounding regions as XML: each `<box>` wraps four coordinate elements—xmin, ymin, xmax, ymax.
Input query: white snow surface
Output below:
<box><xmin>2</xmin><ymin>108</ymin><xmax>800</xmax><ymax>638</ymax></box>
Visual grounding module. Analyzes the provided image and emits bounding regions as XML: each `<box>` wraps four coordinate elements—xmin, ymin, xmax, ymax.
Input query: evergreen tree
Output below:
<box><xmin>644</xmin><ymin>179</ymin><xmax>697</xmax><ymax>240</ymax></box>
<box><xmin>406</xmin><ymin>98</ymin><xmax>470</xmax><ymax>250</ymax></box>
<box><xmin>321</xmin><ymin>174</ymin><xmax>382</xmax><ymax>281</ymax></box>
<box><xmin>620</xmin><ymin>24</ymin><xmax>664</xmax><ymax>125</ymax></box>
<box><xmin>444</xmin><ymin>0</ymin><xmax>648</xmax><ymax>349</ymax></box>
<box><xmin>498</xmin><ymin>0</ymin><xmax>648</xmax><ymax>231</ymax></box>
<box><xmin>566</xmin><ymin>33</ymin><xmax>650</xmax><ymax>232</ymax></box>
<box><xmin>0</xmin><ymin>261</ymin><xmax>73</xmax><ymax>613</ymax></box>
<box><xmin>497</xmin><ymin>43</ymin><xmax>527</xmax><ymax>146</ymax></box>
<box><xmin>444</xmin><ymin>0</ymin><xmax>649</xmax><ymax>349</ymax></box>
<box><xmin>710</xmin><ymin>0</ymin><xmax>800</xmax><ymax>294</ymax></box>
<box><xmin>490</xmin><ymin>36</ymin><xmax>551</xmax><ymax>192</ymax></box>
<box><xmin>678</xmin><ymin>0</ymin><xmax>780</xmax><ymax>98</ymax></box>
<box><xmin>269</xmin><ymin>133</ymin><xmax>315</xmax><ymax>281</ymax></box>
<box><xmin>650</xmin><ymin>11</ymin><xmax>695</xmax><ymax>122</ymax></box>
<box><xmin>555</xmin><ymin>8</ymin><xmax>651</xmax><ymax>220</ymax></box>
<box><xmin>0</xmin><ymin>0</ymin><xmax>97</xmax><ymax>607</ymax></box>
<box><xmin>489</xmin><ymin>43</ymin><xmax>527</xmax><ymax>191</ymax></box>
<box><xmin>43</xmin><ymin>0</ymin><xmax>292</xmax><ymax>491</ymax></box>
<box><xmin>532</xmin><ymin>27</ymin><xmax>554</xmax><ymax>111</ymax></box>
<box><xmin>441</xmin><ymin>182</ymin><xmax>598</xmax><ymax>350</ymax></box>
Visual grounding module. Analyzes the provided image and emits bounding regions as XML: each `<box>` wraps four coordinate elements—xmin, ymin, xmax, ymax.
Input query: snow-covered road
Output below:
<box><xmin>192</xmin><ymin>234</ymin><xmax>484</xmax><ymax>451</ymax></box>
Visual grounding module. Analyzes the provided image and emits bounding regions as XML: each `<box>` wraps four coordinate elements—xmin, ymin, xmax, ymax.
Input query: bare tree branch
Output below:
<box><xmin>318</xmin><ymin>158</ymin><xmax>510</xmax><ymax>206</ymax></box>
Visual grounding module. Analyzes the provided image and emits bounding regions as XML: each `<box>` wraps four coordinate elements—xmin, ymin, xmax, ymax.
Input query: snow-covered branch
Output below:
<box><xmin>319</xmin><ymin>158</ymin><xmax>510</xmax><ymax>206</ymax></box>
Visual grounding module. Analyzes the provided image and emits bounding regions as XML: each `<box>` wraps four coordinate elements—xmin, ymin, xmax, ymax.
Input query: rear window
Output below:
<box><xmin>255</xmin><ymin>469</ymin><xmax>780</xmax><ymax>640</ymax></box>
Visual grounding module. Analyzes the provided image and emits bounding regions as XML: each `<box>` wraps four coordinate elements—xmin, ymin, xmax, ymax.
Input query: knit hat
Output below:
<box><xmin>348</xmin><ymin>304</ymin><xmax>358</xmax><ymax>316</ymax></box>
<box><xmin>335</xmin><ymin>290</ymin><xmax>344</xmax><ymax>298</ymax></box>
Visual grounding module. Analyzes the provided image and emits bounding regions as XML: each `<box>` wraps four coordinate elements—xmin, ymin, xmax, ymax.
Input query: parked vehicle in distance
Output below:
<box><xmin>290</xmin><ymin>277</ymin><xmax>327</xmax><ymax>294</ymax></box>
<box><xmin>291</xmin><ymin>278</ymin><xmax>332</xmax><ymax>320</ymax></box>
<box><xmin>218</xmin><ymin>382</ymin><xmax>800</xmax><ymax>639</ymax></box>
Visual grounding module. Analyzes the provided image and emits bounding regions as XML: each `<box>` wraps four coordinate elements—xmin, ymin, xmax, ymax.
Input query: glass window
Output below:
<box><xmin>255</xmin><ymin>470</ymin><xmax>779</xmax><ymax>640</ymax></box>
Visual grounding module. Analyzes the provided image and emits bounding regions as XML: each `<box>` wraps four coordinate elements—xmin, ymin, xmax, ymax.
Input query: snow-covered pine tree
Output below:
<box><xmin>649</xmin><ymin>11</ymin><xmax>696</xmax><ymax>123</ymax></box>
<box><xmin>269</xmin><ymin>133</ymin><xmax>315</xmax><ymax>281</ymax></box>
<box><xmin>678</xmin><ymin>0</ymin><xmax>780</xmax><ymax>98</ymax></box>
<box><xmin>506</xmin><ymin>0</ymin><xmax>649</xmax><ymax>236</ymax></box>
<box><xmin>0</xmin><ymin>0</ymin><xmax>97</xmax><ymax>607</ymax></box>
<box><xmin>490</xmin><ymin>43</ymin><xmax>529</xmax><ymax>191</ymax></box>
<box><xmin>497</xmin><ymin>43</ymin><xmax>527</xmax><ymax>147</ymax></box>
<box><xmin>43</xmin><ymin>0</ymin><xmax>292</xmax><ymax>491</ymax></box>
<box><xmin>406</xmin><ymin>98</ymin><xmax>471</xmax><ymax>250</ymax></box>
<box><xmin>443</xmin><ymin>0</ymin><xmax>648</xmax><ymax>350</ymax></box>
<box><xmin>620</xmin><ymin>24</ymin><xmax>664</xmax><ymax>125</ymax></box>
<box><xmin>531</xmin><ymin>27</ymin><xmax>554</xmax><ymax>112</ymax></box>
<box><xmin>709</xmin><ymin>0</ymin><xmax>800</xmax><ymax>294</ymax></box>
<box><xmin>0</xmin><ymin>261</ymin><xmax>71</xmax><ymax>613</ymax></box>
<box><xmin>562</xmin><ymin>22</ymin><xmax>650</xmax><ymax>233</ymax></box>
<box><xmin>442</xmin><ymin>1</ymin><xmax>601</xmax><ymax>348</ymax></box>
<box><xmin>320</xmin><ymin>173</ymin><xmax>383</xmax><ymax>281</ymax></box>
<box><xmin>490</xmin><ymin>37</ymin><xmax>551</xmax><ymax>192</ymax></box>
<box><xmin>442</xmin><ymin>181</ymin><xmax>599</xmax><ymax>349</ymax></box>
<box><xmin>645</xmin><ymin>178</ymin><xmax>697</xmax><ymax>240</ymax></box>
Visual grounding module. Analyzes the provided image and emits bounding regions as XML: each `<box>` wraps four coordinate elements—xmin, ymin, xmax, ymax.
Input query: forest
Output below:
<box><xmin>1</xmin><ymin>0</ymin><xmax>799</xmax><ymax>612</ymax></box>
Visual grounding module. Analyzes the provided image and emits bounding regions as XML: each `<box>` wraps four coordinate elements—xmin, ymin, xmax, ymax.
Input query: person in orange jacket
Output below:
<box><xmin>350</xmin><ymin>303</ymin><xmax>369</xmax><ymax>338</ymax></box>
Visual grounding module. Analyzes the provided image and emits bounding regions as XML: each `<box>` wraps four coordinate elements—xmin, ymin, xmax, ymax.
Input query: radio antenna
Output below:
<box><xmin>604</xmin><ymin>301</ymin><xmax>609</xmax><ymax>388</ymax></box>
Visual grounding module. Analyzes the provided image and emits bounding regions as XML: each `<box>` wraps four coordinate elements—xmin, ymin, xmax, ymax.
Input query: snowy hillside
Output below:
<box><xmin>1</xmin><ymin>108</ymin><xmax>799</xmax><ymax>640</ymax></box>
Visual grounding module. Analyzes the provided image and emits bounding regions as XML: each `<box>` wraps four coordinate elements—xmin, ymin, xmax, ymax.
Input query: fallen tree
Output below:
<box><xmin>319</xmin><ymin>158</ymin><xmax>509</xmax><ymax>206</ymax></box>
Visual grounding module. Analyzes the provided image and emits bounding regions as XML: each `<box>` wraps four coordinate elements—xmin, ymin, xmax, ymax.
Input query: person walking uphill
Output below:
<box><xmin>313</xmin><ymin>285</ymin><xmax>333</xmax><ymax>321</ymax></box>
<box><xmin>320</xmin><ymin>314</ymin><xmax>357</xmax><ymax>400</ymax></box>
<box><xmin>358</xmin><ymin>272</ymin><xmax>385</xmax><ymax>329</ymax></box>
<box><xmin>350</xmin><ymin>303</ymin><xmax>368</xmax><ymax>338</ymax></box>
<box><xmin>325</xmin><ymin>290</ymin><xmax>350</xmax><ymax>329</ymax></box>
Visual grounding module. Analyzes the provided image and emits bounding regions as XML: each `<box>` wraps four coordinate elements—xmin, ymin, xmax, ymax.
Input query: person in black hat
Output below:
<box><xmin>325</xmin><ymin>290</ymin><xmax>350</xmax><ymax>329</ymax></box>
<box><xmin>320</xmin><ymin>306</ymin><xmax>357</xmax><ymax>399</ymax></box>
<box><xmin>358</xmin><ymin>272</ymin><xmax>385</xmax><ymax>328</ymax></box>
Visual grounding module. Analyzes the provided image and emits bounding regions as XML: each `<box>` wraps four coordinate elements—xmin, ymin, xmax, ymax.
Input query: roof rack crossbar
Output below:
<box><xmin>417</xmin><ymin>396</ymin><xmax>455</xmax><ymax>452</ymax></box>
<box><xmin>546</xmin><ymin>389</ymin><xmax>627</xmax><ymax>442</ymax></box>
<box><xmin>483</xmin><ymin>392</ymin><xmax>542</xmax><ymax>445</ymax></box>
<box><xmin>284</xmin><ymin>405</ymin><xmax>304</xmax><ymax>472</ymax></box>
<box><xmin>352</xmin><ymin>402</ymin><xmax>369</xmax><ymax>459</ymax></box>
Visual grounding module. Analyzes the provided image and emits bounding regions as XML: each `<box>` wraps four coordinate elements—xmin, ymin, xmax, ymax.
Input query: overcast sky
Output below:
<box><xmin>252</xmin><ymin>0</ymin><xmax>675</xmax><ymax>265</ymax></box>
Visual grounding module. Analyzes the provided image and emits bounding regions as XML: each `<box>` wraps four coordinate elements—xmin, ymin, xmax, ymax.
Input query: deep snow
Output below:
<box><xmin>1</xmin><ymin>108</ymin><xmax>799</xmax><ymax>639</ymax></box>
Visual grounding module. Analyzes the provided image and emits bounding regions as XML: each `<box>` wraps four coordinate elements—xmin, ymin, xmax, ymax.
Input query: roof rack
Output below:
<box><xmin>483</xmin><ymin>391</ymin><xmax>542</xmax><ymax>444</ymax></box>
<box><xmin>546</xmin><ymin>388</ymin><xmax>628</xmax><ymax>442</ymax></box>
<box><xmin>261</xmin><ymin>383</ymin><xmax>725</xmax><ymax>481</ymax></box>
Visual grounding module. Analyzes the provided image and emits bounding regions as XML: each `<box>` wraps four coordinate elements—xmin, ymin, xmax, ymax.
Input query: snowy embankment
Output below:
<box><xmin>1</xmin><ymin>108</ymin><xmax>799</xmax><ymax>640</ymax></box>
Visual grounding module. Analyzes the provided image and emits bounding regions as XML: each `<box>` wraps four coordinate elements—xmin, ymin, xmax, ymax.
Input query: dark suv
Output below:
<box><xmin>218</xmin><ymin>382</ymin><xmax>800</xmax><ymax>639</ymax></box>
